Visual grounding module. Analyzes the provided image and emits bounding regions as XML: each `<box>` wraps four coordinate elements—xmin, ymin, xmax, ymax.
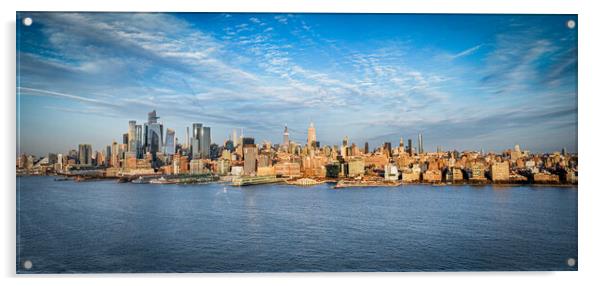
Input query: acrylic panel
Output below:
<box><xmin>16</xmin><ymin>12</ymin><xmax>578</xmax><ymax>273</ymax></box>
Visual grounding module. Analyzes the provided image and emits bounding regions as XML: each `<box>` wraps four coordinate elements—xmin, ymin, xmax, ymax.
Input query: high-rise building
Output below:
<box><xmin>148</xmin><ymin>110</ymin><xmax>159</xmax><ymax>124</ymax></box>
<box><xmin>145</xmin><ymin>110</ymin><xmax>163</xmax><ymax>154</ymax></box>
<box><xmin>56</xmin><ymin>153</ymin><xmax>64</xmax><ymax>171</ymax></box>
<box><xmin>165</xmin><ymin>128</ymin><xmax>176</xmax><ymax>155</ymax></box>
<box><xmin>283</xmin><ymin>125</ymin><xmax>290</xmax><ymax>148</ymax></box>
<box><xmin>232</xmin><ymin>129</ymin><xmax>238</xmax><ymax>147</ymax></box>
<box><xmin>185</xmin><ymin>126</ymin><xmax>190</xmax><ymax>150</ymax></box>
<box><xmin>111</xmin><ymin>140</ymin><xmax>119</xmax><ymax>168</ymax></box>
<box><xmin>192</xmin><ymin>123</ymin><xmax>203</xmax><ymax>159</ymax></box>
<box><xmin>128</xmin><ymin>120</ymin><xmax>136</xmax><ymax>152</ymax></box>
<box><xmin>78</xmin><ymin>144</ymin><xmax>92</xmax><ymax>166</ymax></box>
<box><xmin>241</xmin><ymin>137</ymin><xmax>255</xmax><ymax>146</ymax></box>
<box><xmin>341</xmin><ymin>136</ymin><xmax>349</xmax><ymax>157</ymax></box>
<box><xmin>135</xmin><ymin>124</ymin><xmax>143</xmax><ymax>158</ymax></box>
<box><xmin>122</xmin><ymin>133</ymin><xmax>129</xmax><ymax>145</ymax></box>
<box><xmin>399</xmin><ymin>136</ymin><xmax>404</xmax><ymax>148</ymax></box>
<box><xmin>243</xmin><ymin>142</ymin><xmax>257</xmax><ymax>175</ymax></box>
<box><xmin>105</xmin><ymin>145</ymin><xmax>111</xmax><ymax>167</ymax></box>
<box><xmin>202</xmin><ymin>126</ymin><xmax>211</xmax><ymax>158</ymax></box>
<box><xmin>307</xmin><ymin>122</ymin><xmax>316</xmax><ymax>147</ymax></box>
<box><xmin>191</xmin><ymin>123</ymin><xmax>210</xmax><ymax>159</ymax></box>
<box><xmin>364</xmin><ymin>142</ymin><xmax>369</xmax><ymax>154</ymax></box>
<box><xmin>383</xmin><ymin>142</ymin><xmax>392</xmax><ymax>156</ymax></box>
<box><xmin>408</xmin><ymin>139</ymin><xmax>413</xmax><ymax>155</ymax></box>
<box><xmin>418</xmin><ymin>133</ymin><xmax>424</xmax><ymax>154</ymax></box>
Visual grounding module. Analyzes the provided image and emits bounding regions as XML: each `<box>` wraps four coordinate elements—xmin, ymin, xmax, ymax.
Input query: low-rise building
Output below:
<box><xmin>384</xmin><ymin>164</ymin><xmax>399</xmax><ymax>181</ymax></box>
<box><xmin>274</xmin><ymin>162</ymin><xmax>301</xmax><ymax>178</ymax></box>
<box><xmin>401</xmin><ymin>168</ymin><xmax>420</xmax><ymax>182</ymax></box>
<box><xmin>534</xmin><ymin>172</ymin><xmax>560</xmax><ymax>184</ymax></box>
<box><xmin>470</xmin><ymin>163</ymin><xmax>486</xmax><ymax>181</ymax></box>
<box><xmin>491</xmin><ymin>161</ymin><xmax>510</xmax><ymax>182</ymax></box>
<box><xmin>566</xmin><ymin>170</ymin><xmax>578</xmax><ymax>184</ymax></box>
<box><xmin>452</xmin><ymin>167</ymin><xmax>464</xmax><ymax>182</ymax></box>
<box><xmin>217</xmin><ymin>159</ymin><xmax>231</xmax><ymax>175</ymax></box>
<box><xmin>257</xmin><ymin>166</ymin><xmax>276</xmax><ymax>176</ymax></box>
<box><xmin>347</xmin><ymin>157</ymin><xmax>365</xmax><ymax>177</ymax></box>
<box><xmin>231</xmin><ymin>166</ymin><xmax>244</xmax><ymax>176</ymax></box>
<box><xmin>423</xmin><ymin>169</ymin><xmax>442</xmax><ymax>183</ymax></box>
<box><xmin>190</xmin><ymin>159</ymin><xmax>206</xmax><ymax>175</ymax></box>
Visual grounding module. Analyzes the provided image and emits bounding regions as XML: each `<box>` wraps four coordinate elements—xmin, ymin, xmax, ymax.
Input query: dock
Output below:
<box><xmin>231</xmin><ymin>175</ymin><xmax>284</xmax><ymax>186</ymax></box>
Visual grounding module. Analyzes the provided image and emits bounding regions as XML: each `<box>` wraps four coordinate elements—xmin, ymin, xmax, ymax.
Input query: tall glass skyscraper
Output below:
<box><xmin>145</xmin><ymin>110</ymin><xmax>163</xmax><ymax>154</ymax></box>
<box><xmin>202</xmin><ymin>126</ymin><xmax>211</xmax><ymax>158</ymax></box>
<box><xmin>418</xmin><ymin>133</ymin><xmax>424</xmax><ymax>154</ymax></box>
<box><xmin>192</xmin><ymin>123</ymin><xmax>203</xmax><ymax>159</ymax></box>
<box><xmin>128</xmin><ymin>120</ymin><xmax>136</xmax><ymax>152</ymax></box>
<box><xmin>78</xmin><ymin>144</ymin><xmax>92</xmax><ymax>166</ymax></box>
<box><xmin>191</xmin><ymin>123</ymin><xmax>210</xmax><ymax>159</ymax></box>
<box><xmin>165</xmin><ymin>128</ymin><xmax>176</xmax><ymax>155</ymax></box>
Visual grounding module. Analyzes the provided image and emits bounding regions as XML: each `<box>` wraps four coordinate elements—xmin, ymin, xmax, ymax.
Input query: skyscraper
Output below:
<box><xmin>192</xmin><ymin>123</ymin><xmax>203</xmax><ymax>159</ymax></box>
<box><xmin>307</xmin><ymin>122</ymin><xmax>316</xmax><ymax>147</ymax></box>
<box><xmin>78</xmin><ymin>144</ymin><xmax>92</xmax><ymax>166</ymax></box>
<box><xmin>191</xmin><ymin>123</ymin><xmax>210</xmax><ymax>159</ymax></box>
<box><xmin>408</xmin><ymin>139</ymin><xmax>413</xmax><ymax>156</ymax></box>
<box><xmin>145</xmin><ymin>110</ymin><xmax>163</xmax><ymax>154</ymax></box>
<box><xmin>364</xmin><ymin>142</ymin><xmax>369</xmax><ymax>154</ymax></box>
<box><xmin>105</xmin><ymin>145</ymin><xmax>112</xmax><ymax>167</ymax></box>
<box><xmin>418</xmin><ymin>133</ymin><xmax>424</xmax><ymax>154</ymax></box>
<box><xmin>135</xmin><ymin>124</ymin><xmax>143</xmax><ymax>158</ymax></box>
<box><xmin>202</xmin><ymin>126</ymin><xmax>211</xmax><ymax>158</ymax></box>
<box><xmin>111</xmin><ymin>140</ymin><xmax>119</xmax><ymax>168</ymax></box>
<box><xmin>232</xmin><ymin>129</ymin><xmax>238</xmax><ymax>147</ymax></box>
<box><xmin>148</xmin><ymin>110</ymin><xmax>159</xmax><ymax>124</ymax></box>
<box><xmin>283</xmin><ymin>125</ymin><xmax>290</xmax><ymax>148</ymax></box>
<box><xmin>185</xmin><ymin>126</ymin><xmax>190</xmax><ymax>150</ymax></box>
<box><xmin>341</xmin><ymin>136</ymin><xmax>349</xmax><ymax>157</ymax></box>
<box><xmin>242</xmin><ymin>137</ymin><xmax>255</xmax><ymax>146</ymax></box>
<box><xmin>128</xmin><ymin>120</ymin><xmax>136</xmax><ymax>152</ymax></box>
<box><xmin>383</xmin><ymin>142</ymin><xmax>392</xmax><ymax>156</ymax></box>
<box><xmin>243</xmin><ymin>137</ymin><xmax>257</xmax><ymax>175</ymax></box>
<box><xmin>165</xmin><ymin>128</ymin><xmax>176</xmax><ymax>155</ymax></box>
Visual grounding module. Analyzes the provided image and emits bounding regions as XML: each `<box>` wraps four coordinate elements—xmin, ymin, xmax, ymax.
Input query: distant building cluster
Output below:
<box><xmin>16</xmin><ymin>110</ymin><xmax>578</xmax><ymax>185</ymax></box>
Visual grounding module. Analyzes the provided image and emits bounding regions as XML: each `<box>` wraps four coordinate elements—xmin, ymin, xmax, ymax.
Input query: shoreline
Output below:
<box><xmin>18</xmin><ymin>174</ymin><xmax>577</xmax><ymax>188</ymax></box>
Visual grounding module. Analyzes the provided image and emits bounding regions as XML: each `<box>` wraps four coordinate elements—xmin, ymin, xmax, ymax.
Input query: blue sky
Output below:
<box><xmin>16</xmin><ymin>13</ymin><xmax>577</xmax><ymax>157</ymax></box>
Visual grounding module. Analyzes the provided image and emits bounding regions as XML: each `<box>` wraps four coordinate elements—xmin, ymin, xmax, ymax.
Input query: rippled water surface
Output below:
<box><xmin>17</xmin><ymin>176</ymin><xmax>577</xmax><ymax>273</ymax></box>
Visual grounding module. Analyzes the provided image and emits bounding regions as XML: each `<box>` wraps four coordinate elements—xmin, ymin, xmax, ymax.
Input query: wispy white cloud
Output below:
<box><xmin>449</xmin><ymin>44</ymin><xmax>482</xmax><ymax>59</ymax></box>
<box><xmin>17</xmin><ymin>13</ymin><xmax>577</xmax><ymax>155</ymax></box>
<box><xmin>19</xmin><ymin>87</ymin><xmax>118</xmax><ymax>107</ymax></box>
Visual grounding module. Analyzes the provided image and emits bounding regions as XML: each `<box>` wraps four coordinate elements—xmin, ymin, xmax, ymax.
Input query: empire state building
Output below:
<box><xmin>283</xmin><ymin>125</ymin><xmax>290</xmax><ymax>147</ymax></box>
<box><xmin>307</xmin><ymin>122</ymin><xmax>316</xmax><ymax>147</ymax></box>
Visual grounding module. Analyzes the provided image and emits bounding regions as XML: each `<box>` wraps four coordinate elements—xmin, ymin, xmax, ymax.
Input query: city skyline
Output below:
<box><xmin>17</xmin><ymin>13</ymin><xmax>577</xmax><ymax>156</ymax></box>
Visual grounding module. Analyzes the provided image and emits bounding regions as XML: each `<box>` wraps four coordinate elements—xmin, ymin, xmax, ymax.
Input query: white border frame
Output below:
<box><xmin>3</xmin><ymin>1</ymin><xmax>600</xmax><ymax>286</ymax></box>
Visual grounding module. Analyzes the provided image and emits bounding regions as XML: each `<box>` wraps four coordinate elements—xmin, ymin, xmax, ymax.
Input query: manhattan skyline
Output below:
<box><xmin>17</xmin><ymin>13</ymin><xmax>577</xmax><ymax>156</ymax></box>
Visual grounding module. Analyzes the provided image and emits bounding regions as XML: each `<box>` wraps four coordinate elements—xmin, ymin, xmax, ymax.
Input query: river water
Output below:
<box><xmin>16</xmin><ymin>176</ymin><xmax>577</xmax><ymax>273</ymax></box>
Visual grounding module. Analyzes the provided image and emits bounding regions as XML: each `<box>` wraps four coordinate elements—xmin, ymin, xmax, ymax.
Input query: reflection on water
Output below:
<box><xmin>17</xmin><ymin>176</ymin><xmax>577</xmax><ymax>273</ymax></box>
